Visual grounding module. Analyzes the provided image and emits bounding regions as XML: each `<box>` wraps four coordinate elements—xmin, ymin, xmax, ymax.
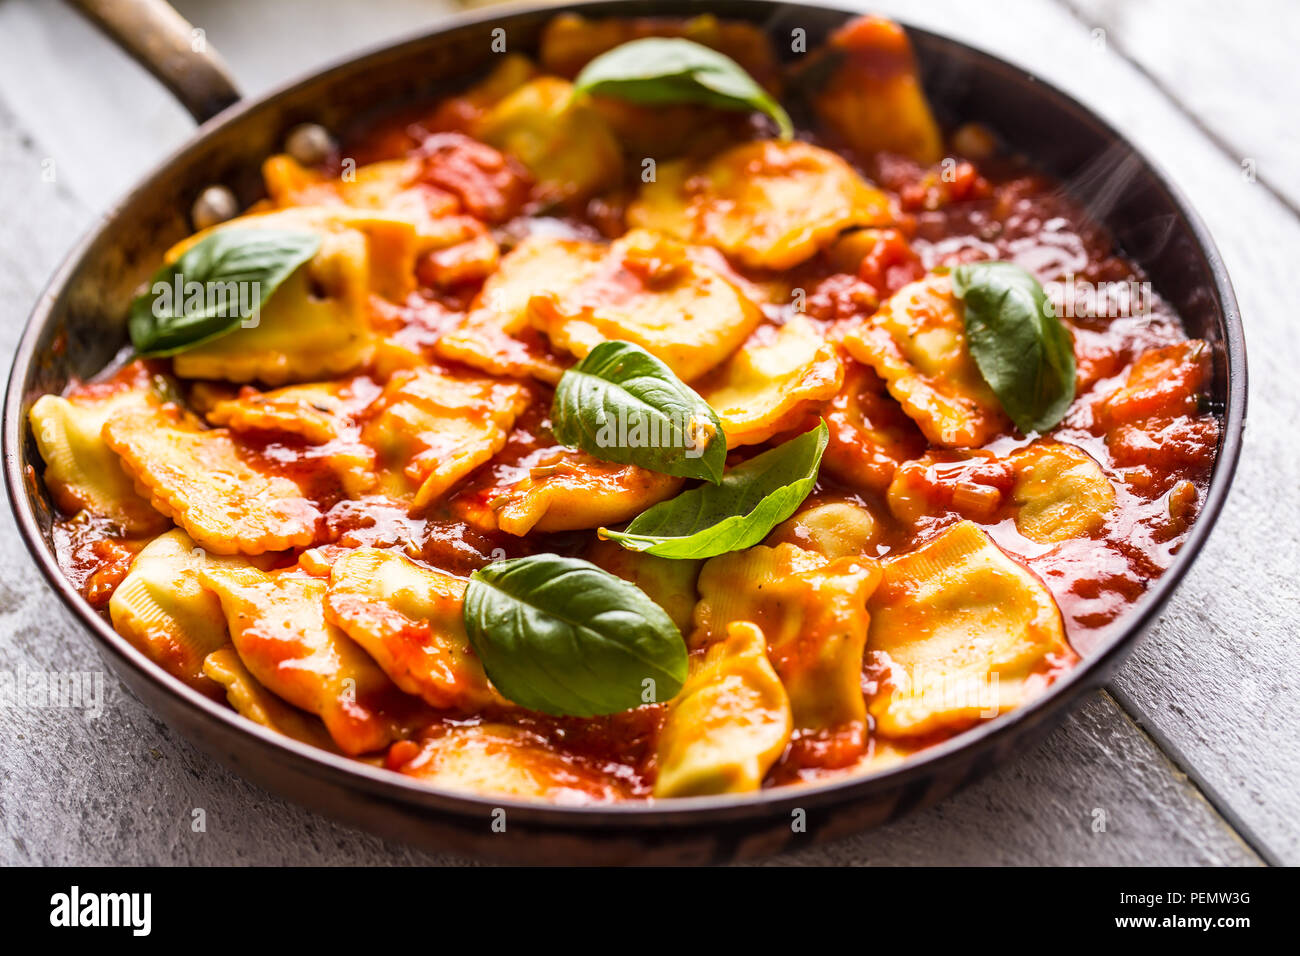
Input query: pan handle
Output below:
<box><xmin>64</xmin><ymin>0</ymin><xmax>241</xmax><ymax>124</ymax></box>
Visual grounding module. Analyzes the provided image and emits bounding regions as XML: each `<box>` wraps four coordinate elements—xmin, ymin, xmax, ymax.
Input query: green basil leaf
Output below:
<box><xmin>951</xmin><ymin>261</ymin><xmax>1077</xmax><ymax>434</ymax></box>
<box><xmin>551</xmin><ymin>340</ymin><xmax>726</xmax><ymax>483</ymax></box>
<box><xmin>573</xmin><ymin>37</ymin><xmax>794</xmax><ymax>141</ymax></box>
<box><xmin>464</xmin><ymin>554</ymin><xmax>687</xmax><ymax>717</ymax></box>
<box><xmin>601</xmin><ymin>420</ymin><xmax>828</xmax><ymax>559</ymax></box>
<box><xmin>129</xmin><ymin>227</ymin><xmax>321</xmax><ymax>356</ymax></box>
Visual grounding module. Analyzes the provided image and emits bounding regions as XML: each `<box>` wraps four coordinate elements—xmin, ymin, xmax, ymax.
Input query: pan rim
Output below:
<box><xmin>3</xmin><ymin>0</ymin><xmax>1247</xmax><ymax>828</ymax></box>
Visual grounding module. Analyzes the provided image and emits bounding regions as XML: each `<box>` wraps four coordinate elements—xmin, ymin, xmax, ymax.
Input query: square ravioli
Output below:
<box><xmin>695</xmin><ymin>316</ymin><xmax>844</xmax><ymax>447</ymax></box>
<box><xmin>388</xmin><ymin>724</ymin><xmax>630</xmax><ymax>804</ymax></box>
<box><xmin>203</xmin><ymin>645</ymin><xmax>341</xmax><ymax>753</ymax></box>
<box><xmin>102</xmin><ymin>403</ymin><xmax>323</xmax><ymax>555</ymax></box>
<box><xmin>204</xmin><ymin>378</ymin><xmax>381</xmax><ymax>444</ymax></box>
<box><xmin>693</xmin><ymin>542</ymin><xmax>881</xmax><ymax>746</ymax></box>
<box><xmin>654</xmin><ymin>621</ymin><xmax>792</xmax><ymax>798</ymax></box>
<box><xmin>360</xmin><ymin>365</ymin><xmax>534</xmax><ymax>510</ymax></box>
<box><xmin>843</xmin><ymin>273</ymin><xmax>1009</xmax><ymax>447</ymax></box>
<box><xmin>453</xmin><ymin>445</ymin><xmax>683</xmax><ymax>536</ymax></box>
<box><xmin>526</xmin><ymin>229</ymin><xmax>764</xmax><ymax>382</ymax></box>
<box><xmin>28</xmin><ymin>384</ymin><xmax>167</xmax><ymax>535</ymax></box>
<box><xmin>628</xmin><ymin>140</ymin><xmax>893</xmax><ymax>270</ymax></box>
<box><xmin>435</xmin><ymin>234</ymin><xmax>603</xmax><ymax>383</ymax></box>
<box><xmin>324</xmin><ymin>548</ymin><xmax>498</xmax><ymax>712</ymax></box>
<box><xmin>167</xmin><ymin>217</ymin><xmax>384</xmax><ymax>385</ymax></box>
<box><xmin>866</xmin><ymin>520</ymin><xmax>1075</xmax><ymax>738</ymax></box>
<box><xmin>200</xmin><ymin>564</ymin><xmax>428</xmax><ymax>755</ymax></box>
<box><xmin>169</xmin><ymin>208</ymin><xmax>412</xmax><ymax>385</ymax></box>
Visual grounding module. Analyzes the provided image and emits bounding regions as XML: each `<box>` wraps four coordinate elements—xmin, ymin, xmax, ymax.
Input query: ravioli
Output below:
<box><xmin>807</xmin><ymin>15</ymin><xmax>943</xmax><ymax>164</ymax></box>
<box><xmin>585</xmin><ymin>538</ymin><xmax>701</xmax><ymax>633</ymax></box>
<box><xmin>170</xmin><ymin>208</ymin><xmax>414</xmax><ymax>385</ymax></box>
<box><xmin>203</xmin><ymin>374</ymin><xmax>383</xmax><ymax>499</ymax></box>
<box><xmin>842</xmin><ymin>273</ymin><xmax>1009</xmax><ymax>447</ymax></box>
<box><xmin>360</xmin><ymin>366</ymin><xmax>533</xmax><ymax>510</ymax></box>
<box><xmin>527</xmin><ymin>229</ymin><xmax>764</xmax><ymax>382</ymax></box>
<box><xmin>202</xmin><ymin>645</ymin><xmax>341</xmax><ymax>752</ymax></box>
<box><xmin>655</xmin><ymin>621</ymin><xmax>792</xmax><ymax>797</ymax></box>
<box><xmin>766</xmin><ymin>501</ymin><xmax>879</xmax><ymax>560</ymax></box>
<box><xmin>1009</xmin><ymin>442</ymin><xmax>1116</xmax><ymax>543</ymax></box>
<box><xmin>822</xmin><ymin>358</ymin><xmax>928</xmax><ymax>494</ymax></box>
<box><xmin>388</xmin><ymin>724</ymin><xmax>629</xmax><ymax>804</ymax></box>
<box><xmin>696</xmin><ymin>317</ymin><xmax>844</xmax><ymax>447</ymax></box>
<box><xmin>204</xmin><ymin>379</ymin><xmax>375</xmax><ymax>443</ymax></box>
<box><xmin>29</xmin><ymin>386</ymin><xmax>166</xmax><ymax>534</ymax></box>
<box><xmin>694</xmin><ymin>543</ymin><xmax>881</xmax><ymax>739</ymax></box>
<box><xmin>539</xmin><ymin>12</ymin><xmax>778</xmax><ymax>84</ymax></box>
<box><xmin>866</xmin><ymin>521</ymin><xmax>1073</xmax><ymax>738</ymax></box>
<box><xmin>324</xmin><ymin>548</ymin><xmax>498</xmax><ymax>712</ymax></box>
<box><xmin>475</xmin><ymin>77</ymin><xmax>623</xmax><ymax>203</ymax></box>
<box><xmin>435</xmin><ymin>234</ymin><xmax>603</xmax><ymax>383</ymax></box>
<box><xmin>539</xmin><ymin>14</ymin><xmax>779</xmax><ymax>156</ymax></box>
<box><xmin>628</xmin><ymin>140</ymin><xmax>892</xmax><ymax>270</ymax></box>
<box><xmin>456</xmin><ymin>446</ymin><xmax>683</xmax><ymax>537</ymax></box>
<box><xmin>200</xmin><ymin>563</ymin><xmax>425</xmax><ymax>755</ymax></box>
<box><xmin>263</xmin><ymin>151</ymin><xmax>505</xmax><ymax>286</ymax></box>
<box><xmin>102</xmin><ymin>403</ymin><xmax>323</xmax><ymax>555</ymax></box>
<box><xmin>109</xmin><ymin>529</ymin><xmax>248</xmax><ymax>695</ymax></box>
<box><xmin>264</xmin><ymin>155</ymin><xmax>456</xmax><ymax>224</ymax></box>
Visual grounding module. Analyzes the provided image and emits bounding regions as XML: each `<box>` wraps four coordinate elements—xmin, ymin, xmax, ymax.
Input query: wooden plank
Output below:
<box><xmin>0</xmin><ymin>0</ymin><xmax>462</xmax><ymax>212</ymax></box>
<box><xmin>0</xmin><ymin>0</ymin><xmax>192</xmax><ymax>212</ymax></box>
<box><xmin>1067</xmin><ymin>0</ymin><xmax>1300</xmax><ymax>213</ymax></box>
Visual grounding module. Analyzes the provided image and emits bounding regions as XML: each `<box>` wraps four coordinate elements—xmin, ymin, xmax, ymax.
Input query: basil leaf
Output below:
<box><xmin>951</xmin><ymin>261</ymin><xmax>1077</xmax><ymax>434</ymax></box>
<box><xmin>573</xmin><ymin>38</ymin><xmax>794</xmax><ymax>141</ymax></box>
<box><xmin>552</xmin><ymin>340</ymin><xmax>726</xmax><ymax>483</ymax></box>
<box><xmin>601</xmin><ymin>420</ymin><xmax>828</xmax><ymax>559</ymax></box>
<box><xmin>129</xmin><ymin>227</ymin><xmax>321</xmax><ymax>356</ymax></box>
<box><xmin>464</xmin><ymin>554</ymin><xmax>687</xmax><ymax>717</ymax></box>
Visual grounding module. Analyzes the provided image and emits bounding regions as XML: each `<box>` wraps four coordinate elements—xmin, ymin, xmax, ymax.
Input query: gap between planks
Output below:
<box><xmin>1103</xmin><ymin>686</ymin><xmax>1277</xmax><ymax>866</ymax></box>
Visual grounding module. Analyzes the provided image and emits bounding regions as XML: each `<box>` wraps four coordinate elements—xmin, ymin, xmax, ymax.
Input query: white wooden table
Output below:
<box><xmin>0</xmin><ymin>0</ymin><xmax>1293</xmax><ymax>866</ymax></box>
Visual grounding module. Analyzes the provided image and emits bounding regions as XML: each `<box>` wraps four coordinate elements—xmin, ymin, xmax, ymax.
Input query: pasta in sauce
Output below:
<box><xmin>31</xmin><ymin>13</ymin><xmax>1220</xmax><ymax>803</ymax></box>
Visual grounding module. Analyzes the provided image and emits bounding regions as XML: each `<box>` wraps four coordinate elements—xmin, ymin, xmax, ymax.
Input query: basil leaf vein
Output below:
<box><xmin>551</xmin><ymin>340</ymin><xmax>726</xmax><ymax>483</ymax></box>
<box><xmin>464</xmin><ymin>554</ymin><xmax>687</xmax><ymax>717</ymax></box>
<box><xmin>600</xmin><ymin>420</ymin><xmax>828</xmax><ymax>559</ymax></box>
<box><xmin>951</xmin><ymin>261</ymin><xmax>1077</xmax><ymax>434</ymax></box>
<box><xmin>129</xmin><ymin>227</ymin><xmax>321</xmax><ymax>357</ymax></box>
<box><xmin>573</xmin><ymin>37</ymin><xmax>794</xmax><ymax>141</ymax></box>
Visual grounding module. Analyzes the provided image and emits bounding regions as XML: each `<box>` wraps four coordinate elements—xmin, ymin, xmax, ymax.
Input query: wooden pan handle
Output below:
<box><xmin>64</xmin><ymin>0</ymin><xmax>242</xmax><ymax>123</ymax></box>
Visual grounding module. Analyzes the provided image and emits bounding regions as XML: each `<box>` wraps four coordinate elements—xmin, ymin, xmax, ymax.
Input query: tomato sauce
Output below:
<box><xmin>44</xmin><ymin>32</ymin><xmax>1220</xmax><ymax>795</ymax></box>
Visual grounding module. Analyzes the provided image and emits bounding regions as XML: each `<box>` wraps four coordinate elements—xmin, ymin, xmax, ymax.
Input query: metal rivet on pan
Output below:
<box><xmin>191</xmin><ymin>185</ymin><xmax>238</xmax><ymax>231</ymax></box>
<box><xmin>285</xmin><ymin>122</ymin><xmax>336</xmax><ymax>166</ymax></box>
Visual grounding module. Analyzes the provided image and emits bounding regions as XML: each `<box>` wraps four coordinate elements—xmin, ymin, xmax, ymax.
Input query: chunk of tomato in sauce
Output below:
<box><xmin>1097</xmin><ymin>340</ymin><xmax>1210</xmax><ymax>428</ymax></box>
<box><xmin>413</xmin><ymin>132</ymin><xmax>532</xmax><ymax>224</ymax></box>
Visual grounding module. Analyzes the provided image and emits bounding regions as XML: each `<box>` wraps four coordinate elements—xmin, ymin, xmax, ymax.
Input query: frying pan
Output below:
<box><xmin>4</xmin><ymin>0</ymin><xmax>1247</xmax><ymax>864</ymax></box>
